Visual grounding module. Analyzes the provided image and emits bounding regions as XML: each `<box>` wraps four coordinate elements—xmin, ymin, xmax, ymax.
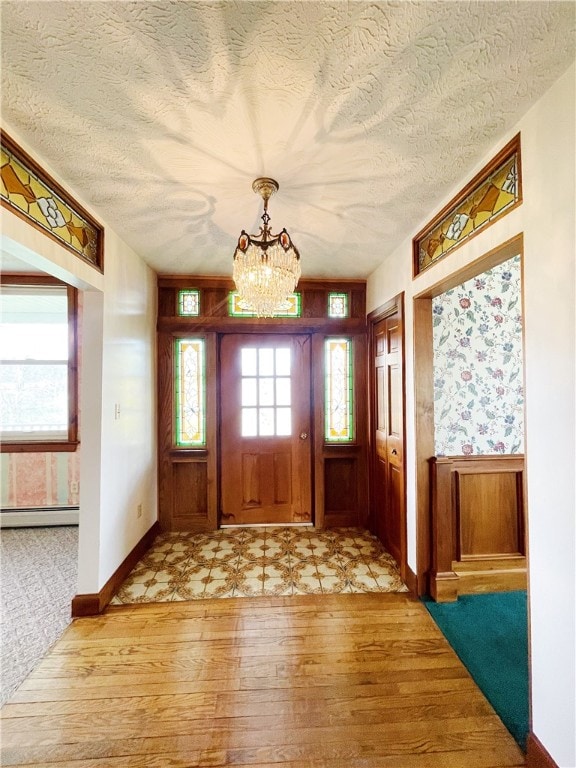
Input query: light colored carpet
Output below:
<box><xmin>1</xmin><ymin>526</ymin><xmax>78</xmax><ymax>705</ymax></box>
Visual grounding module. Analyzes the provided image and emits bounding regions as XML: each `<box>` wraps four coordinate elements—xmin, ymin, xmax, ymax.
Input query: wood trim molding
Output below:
<box><xmin>526</xmin><ymin>733</ymin><xmax>560</xmax><ymax>768</ymax></box>
<box><xmin>413</xmin><ymin>296</ymin><xmax>434</xmax><ymax>596</ymax></box>
<box><xmin>404</xmin><ymin>564</ymin><xmax>418</xmax><ymax>595</ymax></box>
<box><xmin>71</xmin><ymin>521</ymin><xmax>160</xmax><ymax>616</ymax></box>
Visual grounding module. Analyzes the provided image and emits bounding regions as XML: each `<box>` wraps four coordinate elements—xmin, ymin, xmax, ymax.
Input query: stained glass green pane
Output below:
<box><xmin>178</xmin><ymin>290</ymin><xmax>200</xmax><ymax>316</ymax></box>
<box><xmin>328</xmin><ymin>293</ymin><xmax>349</xmax><ymax>318</ymax></box>
<box><xmin>324</xmin><ymin>338</ymin><xmax>354</xmax><ymax>442</ymax></box>
<box><xmin>228</xmin><ymin>292</ymin><xmax>302</xmax><ymax>317</ymax></box>
<box><xmin>175</xmin><ymin>338</ymin><xmax>205</xmax><ymax>446</ymax></box>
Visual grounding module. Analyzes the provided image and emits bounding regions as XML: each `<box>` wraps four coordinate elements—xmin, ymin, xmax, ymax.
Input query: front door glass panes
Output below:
<box><xmin>241</xmin><ymin>346</ymin><xmax>291</xmax><ymax>437</ymax></box>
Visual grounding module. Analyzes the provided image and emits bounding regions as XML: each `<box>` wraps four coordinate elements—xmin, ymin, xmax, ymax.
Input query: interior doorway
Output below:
<box><xmin>219</xmin><ymin>333</ymin><xmax>313</xmax><ymax>526</ymax></box>
<box><xmin>413</xmin><ymin>233</ymin><xmax>526</xmax><ymax>596</ymax></box>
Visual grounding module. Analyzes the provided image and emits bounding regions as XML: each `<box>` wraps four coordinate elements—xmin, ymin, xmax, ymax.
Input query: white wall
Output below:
<box><xmin>367</xmin><ymin>63</ymin><xmax>576</xmax><ymax>767</ymax></box>
<box><xmin>1</xmin><ymin>124</ymin><xmax>158</xmax><ymax>596</ymax></box>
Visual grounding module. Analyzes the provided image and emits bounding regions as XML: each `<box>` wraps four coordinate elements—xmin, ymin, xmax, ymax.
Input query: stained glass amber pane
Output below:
<box><xmin>175</xmin><ymin>338</ymin><xmax>205</xmax><ymax>446</ymax></box>
<box><xmin>178</xmin><ymin>290</ymin><xmax>200</xmax><ymax>316</ymax></box>
<box><xmin>328</xmin><ymin>293</ymin><xmax>349</xmax><ymax>318</ymax></box>
<box><xmin>1</xmin><ymin>133</ymin><xmax>102</xmax><ymax>269</ymax></box>
<box><xmin>228</xmin><ymin>292</ymin><xmax>302</xmax><ymax>317</ymax></box>
<box><xmin>415</xmin><ymin>136</ymin><xmax>521</xmax><ymax>275</ymax></box>
<box><xmin>324</xmin><ymin>338</ymin><xmax>354</xmax><ymax>442</ymax></box>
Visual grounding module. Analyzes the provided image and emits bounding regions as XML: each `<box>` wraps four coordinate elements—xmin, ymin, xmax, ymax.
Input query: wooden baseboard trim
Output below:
<box><xmin>455</xmin><ymin>567</ymin><xmax>527</xmax><ymax>596</ymax></box>
<box><xmin>72</xmin><ymin>521</ymin><xmax>160</xmax><ymax>617</ymax></box>
<box><xmin>526</xmin><ymin>733</ymin><xmax>559</xmax><ymax>768</ymax></box>
<box><xmin>403</xmin><ymin>564</ymin><xmax>418</xmax><ymax>595</ymax></box>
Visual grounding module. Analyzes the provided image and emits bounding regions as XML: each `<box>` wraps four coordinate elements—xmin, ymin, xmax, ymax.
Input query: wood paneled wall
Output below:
<box><xmin>429</xmin><ymin>455</ymin><xmax>526</xmax><ymax>601</ymax></box>
<box><xmin>157</xmin><ymin>276</ymin><xmax>368</xmax><ymax>532</ymax></box>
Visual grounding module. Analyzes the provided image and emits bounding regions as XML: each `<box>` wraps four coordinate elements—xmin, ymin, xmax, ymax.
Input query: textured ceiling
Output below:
<box><xmin>1</xmin><ymin>1</ymin><xmax>574</xmax><ymax>278</ymax></box>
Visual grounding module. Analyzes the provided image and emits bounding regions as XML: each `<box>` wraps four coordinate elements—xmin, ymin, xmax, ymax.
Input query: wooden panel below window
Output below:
<box><xmin>172</xmin><ymin>461</ymin><xmax>208</xmax><ymax>531</ymax></box>
<box><xmin>457</xmin><ymin>471</ymin><xmax>523</xmax><ymax>559</ymax></box>
<box><xmin>324</xmin><ymin>457</ymin><xmax>359</xmax><ymax>527</ymax></box>
<box><xmin>429</xmin><ymin>455</ymin><xmax>526</xmax><ymax>602</ymax></box>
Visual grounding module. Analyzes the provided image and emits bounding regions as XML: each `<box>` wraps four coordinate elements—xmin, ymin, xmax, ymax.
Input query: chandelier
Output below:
<box><xmin>232</xmin><ymin>177</ymin><xmax>301</xmax><ymax>317</ymax></box>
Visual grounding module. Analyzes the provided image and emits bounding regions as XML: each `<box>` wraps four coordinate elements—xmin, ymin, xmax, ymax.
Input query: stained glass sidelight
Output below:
<box><xmin>178</xmin><ymin>290</ymin><xmax>200</xmax><ymax>316</ymax></box>
<box><xmin>228</xmin><ymin>292</ymin><xmax>301</xmax><ymax>317</ymax></box>
<box><xmin>324</xmin><ymin>338</ymin><xmax>354</xmax><ymax>442</ymax></box>
<box><xmin>328</xmin><ymin>292</ymin><xmax>349</xmax><ymax>318</ymax></box>
<box><xmin>240</xmin><ymin>346</ymin><xmax>291</xmax><ymax>437</ymax></box>
<box><xmin>175</xmin><ymin>338</ymin><xmax>206</xmax><ymax>446</ymax></box>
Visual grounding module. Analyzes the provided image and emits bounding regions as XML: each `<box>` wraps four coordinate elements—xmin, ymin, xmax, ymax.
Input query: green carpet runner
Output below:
<box><xmin>424</xmin><ymin>590</ymin><xmax>528</xmax><ymax>750</ymax></box>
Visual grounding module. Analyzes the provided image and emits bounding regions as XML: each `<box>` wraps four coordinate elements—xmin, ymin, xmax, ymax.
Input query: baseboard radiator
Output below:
<box><xmin>429</xmin><ymin>455</ymin><xmax>527</xmax><ymax>602</ymax></box>
<box><xmin>0</xmin><ymin>507</ymin><xmax>79</xmax><ymax>528</ymax></box>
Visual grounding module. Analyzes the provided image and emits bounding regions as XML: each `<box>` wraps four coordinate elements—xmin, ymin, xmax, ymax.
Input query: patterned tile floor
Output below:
<box><xmin>111</xmin><ymin>527</ymin><xmax>408</xmax><ymax>604</ymax></box>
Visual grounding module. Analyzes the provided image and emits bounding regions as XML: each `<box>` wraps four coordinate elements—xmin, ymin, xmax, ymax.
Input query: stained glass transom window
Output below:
<box><xmin>178</xmin><ymin>290</ymin><xmax>200</xmax><ymax>316</ymax></box>
<box><xmin>1</xmin><ymin>133</ymin><xmax>103</xmax><ymax>270</ymax></box>
<box><xmin>328</xmin><ymin>293</ymin><xmax>349</xmax><ymax>318</ymax></box>
<box><xmin>240</xmin><ymin>346</ymin><xmax>291</xmax><ymax>437</ymax></box>
<box><xmin>324</xmin><ymin>338</ymin><xmax>354</xmax><ymax>442</ymax></box>
<box><xmin>414</xmin><ymin>135</ymin><xmax>521</xmax><ymax>275</ymax></box>
<box><xmin>228</xmin><ymin>292</ymin><xmax>301</xmax><ymax>318</ymax></box>
<box><xmin>175</xmin><ymin>338</ymin><xmax>206</xmax><ymax>446</ymax></box>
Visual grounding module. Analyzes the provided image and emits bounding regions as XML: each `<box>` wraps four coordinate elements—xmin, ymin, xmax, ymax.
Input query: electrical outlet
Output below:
<box><xmin>137</xmin><ymin>503</ymin><xmax>143</xmax><ymax>519</ymax></box>
<box><xmin>70</xmin><ymin>481</ymin><xmax>79</xmax><ymax>494</ymax></box>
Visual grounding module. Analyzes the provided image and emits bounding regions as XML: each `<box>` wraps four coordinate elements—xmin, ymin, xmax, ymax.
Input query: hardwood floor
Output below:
<box><xmin>1</xmin><ymin>593</ymin><xmax>525</xmax><ymax>767</ymax></box>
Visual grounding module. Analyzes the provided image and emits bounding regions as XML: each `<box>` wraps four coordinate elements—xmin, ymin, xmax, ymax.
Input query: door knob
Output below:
<box><xmin>300</xmin><ymin>432</ymin><xmax>308</xmax><ymax>440</ymax></box>
<box><xmin>391</xmin><ymin>448</ymin><xmax>397</xmax><ymax>455</ymax></box>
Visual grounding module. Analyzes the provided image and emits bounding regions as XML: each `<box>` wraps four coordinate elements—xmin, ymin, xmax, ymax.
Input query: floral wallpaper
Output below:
<box><xmin>433</xmin><ymin>255</ymin><xmax>524</xmax><ymax>456</ymax></box>
<box><xmin>0</xmin><ymin>451</ymin><xmax>80</xmax><ymax>509</ymax></box>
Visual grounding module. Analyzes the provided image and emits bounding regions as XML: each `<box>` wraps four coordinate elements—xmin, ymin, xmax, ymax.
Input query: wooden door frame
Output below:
<box><xmin>367</xmin><ymin>292</ymin><xmax>409</xmax><ymax>587</ymax></box>
<box><xmin>413</xmin><ymin>233</ymin><xmax>525</xmax><ymax>596</ymax></box>
<box><xmin>217</xmin><ymin>331</ymin><xmax>313</xmax><ymax>527</ymax></box>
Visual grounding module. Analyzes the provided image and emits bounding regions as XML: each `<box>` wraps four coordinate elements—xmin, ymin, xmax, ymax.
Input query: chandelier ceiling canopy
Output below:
<box><xmin>232</xmin><ymin>178</ymin><xmax>301</xmax><ymax>317</ymax></box>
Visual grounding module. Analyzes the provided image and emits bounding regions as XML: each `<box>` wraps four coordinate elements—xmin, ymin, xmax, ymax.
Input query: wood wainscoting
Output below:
<box><xmin>429</xmin><ymin>455</ymin><xmax>526</xmax><ymax>602</ymax></box>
